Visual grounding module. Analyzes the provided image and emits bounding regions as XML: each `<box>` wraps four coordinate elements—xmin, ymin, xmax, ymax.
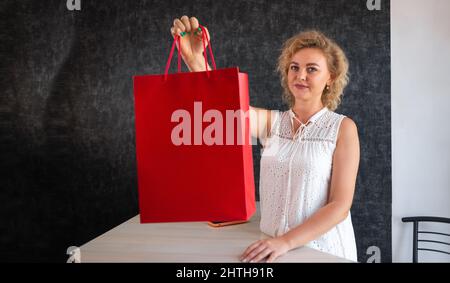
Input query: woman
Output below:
<box><xmin>170</xmin><ymin>16</ymin><xmax>360</xmax><ymax>262</ymax></box>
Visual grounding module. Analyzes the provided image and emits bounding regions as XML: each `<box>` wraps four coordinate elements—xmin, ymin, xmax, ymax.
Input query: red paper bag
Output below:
<box><xmin>133</xmin><ymin>26</ymin><xmax>255</xmax><ymax>223</ymax></box>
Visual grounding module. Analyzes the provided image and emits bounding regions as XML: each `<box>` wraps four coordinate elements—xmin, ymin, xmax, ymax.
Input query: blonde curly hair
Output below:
<box><xmin>276</xmin><ymin>30</ymin><xmax>349</xmax><ymax>111</ymax></box>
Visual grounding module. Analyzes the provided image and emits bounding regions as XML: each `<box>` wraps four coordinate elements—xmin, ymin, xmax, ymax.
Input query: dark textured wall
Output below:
<box><xmin>0</xmin><ymin>0</ymin><xmax>391</xmax><ymax>262</ymax></box>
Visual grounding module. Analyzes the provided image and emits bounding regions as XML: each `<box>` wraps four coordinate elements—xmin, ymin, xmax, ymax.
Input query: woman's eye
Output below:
<box><xmin>307</xmin><ymin>67</ymin><xmax>317</xmax><ymax>73</ymax></box>
<box><xmin>290</xmin><ymin>65</ymin><xmax>299</xmax><ymax>71</ymax></box>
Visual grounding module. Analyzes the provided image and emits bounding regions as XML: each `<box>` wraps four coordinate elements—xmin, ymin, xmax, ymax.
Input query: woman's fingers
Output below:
<box><xmin>180</xmin><ymin>15</ymin><xmax>191</xmax><ymax>32</ymax></box>
<box><xmin>190</xmin><ymin>17</ymin><xmax>199</xmax><ymax>31</ymax></box>
<box><xmin>251</xmin><ymin>248</ymin><xmax>272</xmax><ymax>263</ymax></box>
<box><xmin>190</xmin><ymin>17</ymin><xmax>202</xmax><ymax>38</ymax></box>
<box><xmin>171</xmin><ymin>26</ymin><xmax>184</xmax><ymax>39</ymax></box>
<box><xmin>171</xmin><ymin>16</ymin><xmax>208</xmax><ymax>48</ymax></box>
<box><xmin>265</xmin><ymin>252</ymin><xmax>278</xmax><ymax>263</ymax></box>
<box><xmin>245</xmin><ymin>244</ymin><xmax>269</xmax><ymax>263</ymax></box>
<box><xmin>173</xmin><ymin>18</ymin><xmax>185</xmax><ymax>35</ymax></box>
<box><xmin>170</xmin><ymin>27</ymin><xmax>177</xmax><ymax>38</ymax></box>
<box><xmin>240</xmin><ymin>240</ymin><xmax>263</xmax><ymax>262</ymax></box>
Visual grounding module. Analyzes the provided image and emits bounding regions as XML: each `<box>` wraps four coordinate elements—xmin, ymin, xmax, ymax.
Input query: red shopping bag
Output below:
<box><xmin>133</xmin><ymin>25</ymin><xmax>255</xmax><ymax>223</ymax></box>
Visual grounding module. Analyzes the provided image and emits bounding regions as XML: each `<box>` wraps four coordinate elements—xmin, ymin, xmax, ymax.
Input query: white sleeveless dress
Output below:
<box><xmin>259</xmin><ymin>107</ymin><xmax>358</xmax><ymax>262</ymax></box>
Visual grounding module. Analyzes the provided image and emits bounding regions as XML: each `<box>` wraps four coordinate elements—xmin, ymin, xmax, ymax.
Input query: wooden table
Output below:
<box><xmin>79</xmin><ymin>204</ymin><xmax>352</xmax><ymax>262</ymax></box>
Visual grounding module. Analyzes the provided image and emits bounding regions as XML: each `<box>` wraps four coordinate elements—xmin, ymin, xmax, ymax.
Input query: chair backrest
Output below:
<box><xmin>402</xmin><ymin>216</ymin><xmax>450</xmax><ymax>262</ymax></box>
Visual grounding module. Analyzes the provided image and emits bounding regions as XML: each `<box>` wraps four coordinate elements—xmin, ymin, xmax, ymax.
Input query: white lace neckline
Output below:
<box><xmin>288</xmin><ymin>107</ymin><xmax>328</xmax><ymax>126</ymax></box>
<box><xmin>288</xmin><ymin>107</ymin><xmax>328</xmax><ymax>139</ymax></box>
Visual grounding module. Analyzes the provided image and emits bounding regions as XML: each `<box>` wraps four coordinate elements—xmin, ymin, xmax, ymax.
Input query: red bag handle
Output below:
<box><xmin>199</xmin><ymin>25</ymin><xmax>217</xmax><ymax>72</ymax></box>
<box><xmin>164</xmin><ymin>24</ymin><xmax>216</xmax><ymax>81</ymax></box>
<box><xmin>164</xmin><ymin>34</ymin><xmax>181</xmax><ymax>79</ymax></box>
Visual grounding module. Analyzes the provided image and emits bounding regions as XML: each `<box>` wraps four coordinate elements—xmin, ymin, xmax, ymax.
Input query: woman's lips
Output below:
<box><xmin>294</xmin><ymin>84</ymin><xmax>309</xmax><ymax>90</ymax></box>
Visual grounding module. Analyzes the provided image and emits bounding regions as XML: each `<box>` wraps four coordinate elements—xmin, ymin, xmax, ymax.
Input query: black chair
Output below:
<box><xmin>402</xmin><ymin>216</ymin><xmax>450</xmax><ymax>262</ymax></box>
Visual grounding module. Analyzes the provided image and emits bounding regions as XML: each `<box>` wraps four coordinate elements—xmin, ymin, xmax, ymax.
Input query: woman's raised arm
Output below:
<box><xmin>171</xmin><ymin>16</ymin><xmax>273</xmax><ymax>141</ymax></box>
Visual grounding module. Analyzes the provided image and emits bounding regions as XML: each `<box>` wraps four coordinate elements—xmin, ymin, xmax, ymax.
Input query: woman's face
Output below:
<box><xmin>287</xmin><ymin>48</ymin><xmax>332</xmax><ymax>106</ymax></box>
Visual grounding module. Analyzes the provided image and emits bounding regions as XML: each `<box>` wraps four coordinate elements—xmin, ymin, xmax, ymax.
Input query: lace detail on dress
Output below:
<box><xmin>270</xmin><ymin>110</ymin><xmax>344</xmax><ymax>144</ymax></box>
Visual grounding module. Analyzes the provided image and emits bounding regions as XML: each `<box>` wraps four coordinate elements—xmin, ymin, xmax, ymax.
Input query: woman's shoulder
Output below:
<box><xmin>323</xmin><ymin>110</ymin><xmax>358</xmax><ymax>143</ymax></box>
<box><xmin>335</xmin><ymin>115</ymin><xmax>358</xmax><ymax>143</ymax></box>
<box><xmin>325</xmin><ymin>110</ymin><xmax>356</xmax><ymax>127</ymax></box>
<box><xmin>340</xmin><ymin>117</ymin><xmax>358</xmax><ymax>134</ymax></box>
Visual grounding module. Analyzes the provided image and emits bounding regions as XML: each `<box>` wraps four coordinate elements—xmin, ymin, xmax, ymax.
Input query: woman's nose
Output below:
<box><xmin>297</xmin><ymin>69</ymin><xmax>307</xmax><ymax>81</ymax></box>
